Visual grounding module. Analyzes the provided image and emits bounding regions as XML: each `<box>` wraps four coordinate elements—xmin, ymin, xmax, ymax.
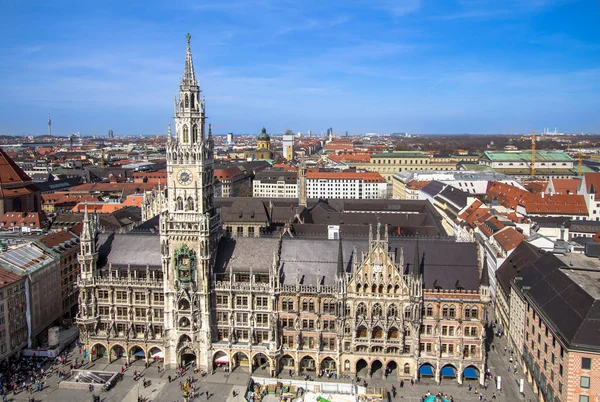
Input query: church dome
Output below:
<box><xmin>258</xmin><ymin>127</ymin><xmax>270</xmax><ymax>141</ymax></box>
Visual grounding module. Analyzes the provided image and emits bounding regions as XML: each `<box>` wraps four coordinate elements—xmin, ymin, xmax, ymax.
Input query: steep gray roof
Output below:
<box><xmin>495</xmin><ymin>242</ymin><xmax>542</xmax><ymax>295</ymax></box>
<box><xmin>278</xmin><ymin>238</ymin><xmax>479</xmax><ymax>289</ymax></box>
<box><xmin>97</xmin><ymin>232</ymin><xmax>161</xmax><ymax>269</ymax></box>
<box><xmin>214</xmin><ymin>237</ymin><xmax>280</xmax><ymax>274</ymax></box>
<box><xmin>517</xmin><ymin>252</ymin><xmax>600</xmax><ymax>350</ymax></box>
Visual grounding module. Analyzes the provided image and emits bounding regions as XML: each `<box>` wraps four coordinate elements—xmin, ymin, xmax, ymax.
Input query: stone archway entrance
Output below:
<box><xmin>129</xmin><ymin>346</ymin><xmax>145</xmax><ymax>363</ymax></box>
<box><xmin>252</xmin><ymin>353</ymin><xmax>270</xmax><ymax>374</ymax></box>
<box><xmin>463</xmin><ymin>365</ymin><xmax>480</xmax><ymax>383</ymax></box>
<box><xmin>232</xmin><ymin>352</ymin><xmax>250</xmax><ymax>372</ymax></box>
<box><xmin>386</xmin><ymin>361</ymin><xmax>398</xmax><ymax>377</ymax></box>
<box><xmin>213</xmin><ymin>351</ymin><xmax>230</xmax><ymax>371</ymax></box>
<box><xmin>418</xmin><ymin>363</ymin><xmax>435</xmax><ymax>380</ymax></box>
<box><xmin>440</xmin><ymin>364</ymin><xmax>457</xmax><ymax>383</ymax></box>
<box><xmin>371</xmin><ymin>360</ymin><xmax>384</xmax><ymax>378</ymax></box>
<box><xmin>356</xmin><ymin>359</ymin><xmax>368</xmax><ymax>378</ymax></box>
<box><xmin>91</xmin><ymin>344</ymin><xmax>106</xmax><ymax>362</ymax></box>
<box><xmin>180</xmin><ymin>347</ymin><xmax>197</xmax><ymax>368</ymax></box>
<box><xmin>110</xmin><ymin>345</ymin><xmax>125</xmax><ymax>363</ymax></box>
<box><xmin>148</xmin><ymin>347</ymin><xmax>164</xmax><ymax>366</ymax></box>
<box><xmin>279</xmin><ymin>355</ymin><xmax>295</xmax><ymax>375</ymax></box>
<box><xmin>300</xmin><ymin>356</ymin><xmax>316</xmax><ymax>373</ymax></box>
<box><xmin>320</xmin><ymin>357</ymin><xmax>336</xmax><ymax>378</ymax></box>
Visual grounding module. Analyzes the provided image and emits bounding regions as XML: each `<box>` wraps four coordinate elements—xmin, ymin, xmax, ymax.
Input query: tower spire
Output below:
<box><xmin>182</xmin><ymin>33</ymin><xmax>197</xmax><ymax>86</ymax></box>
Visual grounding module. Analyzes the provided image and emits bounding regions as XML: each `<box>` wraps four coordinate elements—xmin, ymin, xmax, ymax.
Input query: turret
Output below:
<box><xmin>78</xmin><ymin>204</ymin><xmax>98</xmax><ymax>280</ymax></box>
<box><xmin>298</xmin><ymin>161</ymin><xmax>307</xmax><ymax>208</ymax></box>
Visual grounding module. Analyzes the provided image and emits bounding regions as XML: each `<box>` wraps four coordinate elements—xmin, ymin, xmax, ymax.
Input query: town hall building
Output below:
<box><xmin>76</xmin><ymin>34</ymin><xmax>489</xmax><ymax>385</ymax></box>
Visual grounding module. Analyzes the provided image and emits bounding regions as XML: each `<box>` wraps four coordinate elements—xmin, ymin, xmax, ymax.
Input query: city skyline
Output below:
<box><xmin>0</xmin><ymin>0</ymin><xmax>598</xmax><ymax>136</ymax></box>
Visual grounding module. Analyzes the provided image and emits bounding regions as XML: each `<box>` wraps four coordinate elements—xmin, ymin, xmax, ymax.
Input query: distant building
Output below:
<box><xmin>226</xmin><ymin>132</ymin><xmax>233</xmax><ymax>145</ymax></box>
<box><xmin>392</xmin><ymin>170</ymin><xmax>522</xmax><ymax>200</ymax></box>
<box><xmin>479</xmin><ymin>150</ymin><xmax>578</xmax><ymax>179</ymax></box>
<box><xmin>307</xmin><ymin>170</ymin><xmax>388</xmax><ymax>200</ymax></box>
<box><xmin>245</xmin><ymin>128</ymin><xmax>274</xmax><ymax>160</ymax></box>
<box><xmin>345</xmin><ymin>152</ymin><xmax>457</xmax><ymax>183</ymax></box>
<box><xmin>282</xmin><ymin>133</ymin><xmax>294</xmax><ymax>160</ymax></box>
<box><xmin>108</xmin><ymin>129</ymin><xmax>114</xmax><ymax>138</ymax></box>
<box><xmin>253</xmin><ymin>170</ymin><xmax>298</xmax><ymax>198</ymax></box>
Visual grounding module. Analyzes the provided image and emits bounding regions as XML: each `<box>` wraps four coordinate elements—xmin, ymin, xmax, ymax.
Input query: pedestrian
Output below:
<box><xmin>168</xmin><ymin>375</ymin><xmax>172</xmax><ymax>383</ymax></box>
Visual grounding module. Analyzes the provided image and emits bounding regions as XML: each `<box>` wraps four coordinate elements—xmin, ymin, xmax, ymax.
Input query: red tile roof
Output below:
<box><xmin>272</xmin><ymin>164</ymin><xmax>297</xmax><ymax>172</ymax></box>
<box><xmin>406</xmin><ymin>180</ymin><xmax>432</xmax><ymax>190</ymax></box>
<box><xmin>487</xmin><ymin>181</ymin><xmax>587</xmax><ymax>216</ymax></box>
<box><xmin>0</xmin><ymin>212</ymin><xmax>46</xmax><ymax>230</ymax></box>
<box><xmin>549</xmin><ymin>178</ymin><xmax>581</xmax><ymax>195</ymax></box>
<box><xmin>0</xmin><ymin>147</ymin><xmax>31</xmax><ymax>184</ymax></box>
<box><xmin>214</xmin><ymin>166</ymin><xmax>243</xmax><ymax>180</ymax></box>
<box><xmin>71</xmin><ymin>203</ymin><xmax>128</xmax><ymax>213</ymax></box>
<box><xmin>582</xmin><ymin>173</ymin><xmax>600</xmax><ymax>200</ymax></box>
<box><xmin>42</xmin><ymin>193</ymin><xmax>100</xmax><ymax>206</ymax></box>
<box><xmin>328</xmin><ymin>153</ymin><xmax>371</xmax><ymax>163</ymax></box>
<box><xmin>493</xmin><ymin>227</ymin><xmax>524</xmax><ymax>252</ymax></box>
<box><xmin>39</xmin><ymin>229</ymin><xmax>79</xmax><ymax>249</ymax></box>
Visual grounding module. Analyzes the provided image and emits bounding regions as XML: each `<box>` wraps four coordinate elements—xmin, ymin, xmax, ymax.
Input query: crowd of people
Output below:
<box><xmin>0</xmin><ymin>353</ymin><xmax>50</xmax><ymax>402</ymax></box>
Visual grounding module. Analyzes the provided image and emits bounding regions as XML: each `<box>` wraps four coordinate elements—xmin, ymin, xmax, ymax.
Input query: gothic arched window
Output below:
<box><xmin>404</xmin><ymin>306</ymin><xmax>412</xmax><ymax>319</ymax></box>
<box><xmin>190</xmin><ymin>94</ymin><xmax>195</xmax><ymax>109</ymax></box>
<box><xmin>183</xmin><ymin>125</ymin><xmax>189</xmax><ymax>143</ymax></box>
<box><xmin>192</xmin><ymin>124</ymin><xmax>198</xmax><ymax>143</ymax></box>
<box><xmin>356</xmin><ymin>303</ymin><xmax>366</xmax><ymax>317</ymax></box>
<box><xmin>176</xmin><ymin>197</ymin><xmax>183</xmax><ymax>211</ymax></box>
<box><xmin>387</xmin><ymin>304</ymin><xmax>398</xmax><ymax>318</ymax></box>
<box><xmin>185</xmin><ymin>94</ymin><xmax>189</xmax><ymax>108</ymax></box>
<box><xmin>372</xmin><ymin>303</ymin><xmax>382</xmax><ymax>317</ymax></box>
<box><xmin>187</xmin><ymin>197</ymin><xmax>194</xmax><ymax>211</ymax></box>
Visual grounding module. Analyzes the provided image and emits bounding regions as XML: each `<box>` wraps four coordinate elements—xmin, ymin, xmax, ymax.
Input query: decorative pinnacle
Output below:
<box><xmin>168</xmin><ymin>124</ymin><xmax>172</xmax><ymax>137</ymax></box>
<box><xmin>182</xmin><ymin>33</ymin><xmax>197</xmax><ymax>86</ymax></box>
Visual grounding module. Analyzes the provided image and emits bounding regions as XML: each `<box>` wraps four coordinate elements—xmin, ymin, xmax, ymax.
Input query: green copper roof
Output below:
<box><xmin>483</xmin><ymin>151</ymin><xmax>574</xmax><ymax>162</ymax></box>
<box><xmin>258</xmin><ymin>127</ymin><xmax>270</xmax><ymax>140</ymax></box>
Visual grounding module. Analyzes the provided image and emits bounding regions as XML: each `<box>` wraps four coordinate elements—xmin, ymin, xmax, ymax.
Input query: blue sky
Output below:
<box><xmin>0</xmin><ymin>0</ymin><xmax>598</xmax><ymax>136</ymax></box>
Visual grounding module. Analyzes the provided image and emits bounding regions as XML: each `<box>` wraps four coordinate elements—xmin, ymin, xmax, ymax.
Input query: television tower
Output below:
<box><xmin>48</xmin><ymin>115</ymin><xmax>52</xmax><ymax>136</ymax></box>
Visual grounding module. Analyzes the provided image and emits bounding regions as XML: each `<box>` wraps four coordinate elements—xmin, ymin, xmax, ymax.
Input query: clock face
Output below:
<box><xmin>177</xmin><ymin>169</ymin><xmax>193</xmax><ymax>185</ymax></box>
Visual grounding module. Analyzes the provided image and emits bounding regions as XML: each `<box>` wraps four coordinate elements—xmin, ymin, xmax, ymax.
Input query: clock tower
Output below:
<box><xmin>161</xmin><ymin>33</ymin><xmax>220</xmax><ymax>369</ymax></box>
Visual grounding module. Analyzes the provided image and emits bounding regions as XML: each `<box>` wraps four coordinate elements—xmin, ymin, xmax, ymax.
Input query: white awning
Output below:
<box><xmin>152</xmin><ymin>351</ymin><xmax>164</xmax><ymax>359</ymax></box>
<box><xmin>215</xmin><ymin>356</ymin><xmax>230</xmax><ymax>364</ymax></box>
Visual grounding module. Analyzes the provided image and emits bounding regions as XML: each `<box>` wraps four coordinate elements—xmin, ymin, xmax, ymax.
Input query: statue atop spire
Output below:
<box><xmin>181</xmin><ymin>33</ymin><xmax>197</xmax><ymax>87</ymax></box>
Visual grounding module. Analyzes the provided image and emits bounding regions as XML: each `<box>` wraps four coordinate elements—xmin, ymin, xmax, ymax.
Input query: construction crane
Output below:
<box><xmin>530</xmin><ymin>130</ymin><xmax>536</xmax><ymax>177</ymax></box>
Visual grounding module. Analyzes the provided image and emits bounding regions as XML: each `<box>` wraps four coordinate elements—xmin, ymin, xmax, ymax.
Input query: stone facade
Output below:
<box><xmin>76</xmin><ymin>35</ymin><xmax>489</xmax><ymax>385</ymax></box>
